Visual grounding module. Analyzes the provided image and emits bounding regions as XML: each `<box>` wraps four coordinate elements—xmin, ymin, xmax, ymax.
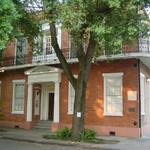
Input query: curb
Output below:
<box><xmin>1</xmin><ymin>136</ymin><xmax>116</xmax><ymax>150</ymax></box>
<box><xmin>2</xmin><ymin>136</ymin><xmax>77</xmax><ymax>147</ymax></box>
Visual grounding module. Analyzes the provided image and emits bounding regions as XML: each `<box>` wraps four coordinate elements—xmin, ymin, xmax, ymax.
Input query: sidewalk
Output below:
<box><xmin>0</xmin><ymin>127</ymin><xmax>150</xmax><ymax>150</ymax></box>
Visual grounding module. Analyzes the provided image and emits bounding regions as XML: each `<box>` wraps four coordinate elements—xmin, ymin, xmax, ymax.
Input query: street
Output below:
<box><xmin>0</xmin><ymin>139</ymin><xmax>113</xmax><ymax>150</ymax></box>
<box><xmin>1</xmin><ymin>137</ymin><xmax>150</xmax><ymax>150</ymax></box>
<box><xmin>0</xmin><ymin>139</ymin><xmax>80</xmax><ymax>150</ymax></box>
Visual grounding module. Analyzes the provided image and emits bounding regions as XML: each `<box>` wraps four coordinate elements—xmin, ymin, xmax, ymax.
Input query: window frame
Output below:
<box><xmin>12</xmin><ymin>80</ymin><xmax>25</xmax><ymax>114</ymax></box>
<box><xmin>140</xmin><ymin>73</ymin><xmax>145</xmax><ymax>115</ymax></box>
<box><xmin>68</xmin><ymin>75</ymin><xmax>77</xmax><ymax>115</ymax></box>
<box><xmin>103</xmin><ymin>73</ymin><xmax>123</xmax><ymax>116</ymax></box>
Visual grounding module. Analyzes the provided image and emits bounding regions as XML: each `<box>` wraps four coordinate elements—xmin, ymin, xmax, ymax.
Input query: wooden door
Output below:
<box><xmin>48</xmin><ymin>93</ymin><xmax>54</xmax><ymax>121</ymax></box>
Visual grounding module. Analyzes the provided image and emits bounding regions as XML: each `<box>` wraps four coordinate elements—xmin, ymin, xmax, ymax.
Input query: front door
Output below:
<box><xmin>48</xmin><ymin>93</ymin><xmax>54</xmax><ymax>121</ymax></box>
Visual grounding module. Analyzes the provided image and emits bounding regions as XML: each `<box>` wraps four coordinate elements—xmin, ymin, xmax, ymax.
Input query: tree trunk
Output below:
<box><xmin>71</xmin><ymin>34</ymin><xmax>96</xmax><ymax>140</ymax></box>
<box><xmin>49</xmin><ymin>22</ymin><xmax>96</xmax><ymax>141</ymax></box>
<box><xmin>72</xmin><ymin>70</ymin><xmax>88</xmax><ymax>140</ymax></box>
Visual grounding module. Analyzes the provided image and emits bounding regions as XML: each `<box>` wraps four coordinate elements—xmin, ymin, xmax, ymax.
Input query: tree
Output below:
<box><xmin>1</xmin><ymin>0</ymin><xmax>150</xmax><ymax>140</ymax></box>
<box><xmin>0</xmin><ymin>0</ymin><xmax>19</xmax><ymax>49</ymax></box>
<box><xmin>42</xmin><ymin>0</ymin><xmax>150</xmax><ymax>140</ymax></box>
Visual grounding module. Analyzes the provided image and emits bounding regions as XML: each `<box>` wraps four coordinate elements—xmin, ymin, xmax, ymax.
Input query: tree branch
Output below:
<box><xmin>50</xmin><ymin>23</ymin><xmax>77</xmax><ymax>88</ymax></box>
<box><xmin>83</xmin><ymin>33</ymin><xmax>96</xmax><ymax>79</ymax></box>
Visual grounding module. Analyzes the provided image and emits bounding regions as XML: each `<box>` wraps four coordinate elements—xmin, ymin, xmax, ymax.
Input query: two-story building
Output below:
<box><xmin>0</xmin><ymin>22</ymin><xmax>150</xmax><ymax>137</ymax></box>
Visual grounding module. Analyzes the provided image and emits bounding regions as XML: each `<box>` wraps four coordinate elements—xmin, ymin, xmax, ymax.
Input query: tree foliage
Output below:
<box><xmin>44</xmin><ymin>0</ymin><xmax>150</xmax><ymax>54</ymax></box>
<box><xmin>0</xmin><ymin>0</ymin><xmax>19</xmax><ymax>49</ymax></box>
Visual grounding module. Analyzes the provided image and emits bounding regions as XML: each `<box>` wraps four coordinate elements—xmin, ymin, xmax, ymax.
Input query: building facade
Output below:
<box><xmin>0</xmin><ymin>23</ymin><xmax>150</xmax><ymax>137</ymax></box>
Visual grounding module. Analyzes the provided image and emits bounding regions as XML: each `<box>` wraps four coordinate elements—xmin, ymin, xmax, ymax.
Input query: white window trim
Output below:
<box><xmin>103</xmin><ymin>72</ymin><xmax>123</xmax><ymax>116</ymax></box>
<box><xmin>41</xmin><ymin>23</ymin><xmax>61</xmax><ymax>55</ymax></box>
<box><xmin>12</xmin><ymin>80</ymin><xmax>25</xmax><ymax>114</ymax></box>
<box><xmin>140</xmin><ymin>73</ymin><xmax>145</xmax><ymax>115</ymax></box>
<box><xmin>68</xmin><ymin>75</ymin><xmax>77</xmax><ymax>115</ymax></box>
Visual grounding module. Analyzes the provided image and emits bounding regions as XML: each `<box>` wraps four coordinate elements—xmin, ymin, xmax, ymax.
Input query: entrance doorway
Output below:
<box><xmin>48</xmin><ymin>93</ymin><xmax>54</xmax><ymax>121</ymax></box>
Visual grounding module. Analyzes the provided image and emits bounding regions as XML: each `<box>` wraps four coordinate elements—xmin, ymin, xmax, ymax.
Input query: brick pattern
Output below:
<box><xmin>60</xmin><ymin>59</ymin><xmax>140</xmax><ymax>128</ymax></box>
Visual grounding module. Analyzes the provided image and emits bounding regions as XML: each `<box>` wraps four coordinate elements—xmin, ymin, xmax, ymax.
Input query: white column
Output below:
<box><xmin>53</xmin><ymin>81</ymin><xmax>60</xmax><ymax>123</ymax></box>
<box><xmin>26</xmin><ymin>83</ymin><xmax>33</xmax><ymax>122</ymax></box>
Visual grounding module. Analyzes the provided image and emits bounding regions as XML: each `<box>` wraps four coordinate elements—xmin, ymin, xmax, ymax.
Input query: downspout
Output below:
<box><xmin>138</xmin><ymin>59</ymin><xmax>142</xmax><ymax>137</ymax></box>
<box><xmin>137</xmin><ymin>37</ymin><xmax>142</xmax><ymax>137</ymax></box>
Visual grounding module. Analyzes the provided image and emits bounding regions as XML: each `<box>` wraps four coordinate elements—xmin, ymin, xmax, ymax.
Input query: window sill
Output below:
<box><xmin>12</xmin><ymin>111</ymin><xmax>24</xmax><ymax>115</ymax></box>
<box><xmin>67</xmin><ymin>112</ymin><xmax>73</xmax><ymax>115</ymax></box>
<box><xmin>103</xmin><ymin>113</ymin><xmax>123</xmax><ymax>117</ymax></box>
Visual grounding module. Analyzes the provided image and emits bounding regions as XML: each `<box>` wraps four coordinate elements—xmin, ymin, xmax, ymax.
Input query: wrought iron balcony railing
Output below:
<box><xmin>1</xmin><ymin>40</ymin><xmax>150</xmax><ymax>68</ymax></box>
<box><xmin>0</xmin><ymin>48</ymin><xmax>76</xmax><ymax>67</ymax></box>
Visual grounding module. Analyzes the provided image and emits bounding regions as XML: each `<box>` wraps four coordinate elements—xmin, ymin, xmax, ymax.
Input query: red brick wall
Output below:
<box><xmin>61</xmin><ymin>31</ymin><xmax>69</xmax><ymax>58</ymax></box>
<box><xmin>0</xmin><ymin>69</ymin><xmax>27</xmax><ymax>127</ymax></box>
<box><xmin>3</xmin><ymin>39</ymin><xmax>31</xmax><ymax>58</ymax></box>
<box><xmin>0</xmin><ymin>58</ymin><xmax>141</xmax><ymax>136</ymax></box>
<box><xmin>0</xmin><ymin>69</ymin><xmax>39</xmax><ymax>129</ymax></box>
<box><xmin>60</xmin><ymin>59</ymin><xmax>140</xmax><ymax>128</ymax></box>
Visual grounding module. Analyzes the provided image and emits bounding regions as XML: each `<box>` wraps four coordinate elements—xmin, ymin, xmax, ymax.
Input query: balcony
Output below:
<box><xmin>0</xmin><ymin>48</ymin><xmax>76</xmax><ymax>68</ymax></box>
<box><xmin>0</xmin><ymin>40</ymin><xmax>150</xmax><ymax>69</ymax></box>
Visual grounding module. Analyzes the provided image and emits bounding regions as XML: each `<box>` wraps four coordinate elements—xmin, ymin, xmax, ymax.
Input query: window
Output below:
<box><xmin>15</xmin><ymin>37</ymin><xmax>27</xmax><ymax>65</ymax></box>
<box><xmin>103</xmin><ymin>73</ymin><xmax>123</xmax><ymax>116</ymax></box>
<box><xmin>12</xmin><ymin>80</ymin><xmax>25</xmax><ymax>114</ymax></box>
<box><xmin>140</xmin><ymin>73</ymin><xmax>145</xmax><ymax>115</ymax></box>
<box><xmin>44</xmin><ymin>32</ymin><xmax>52</xmax><ymax>54</ymax></box>
<box><xmin>68</xmin><ymin>75</ymin><xmax>77</xmax><ymax>114</ymax></box>
<box><xmin>68</xmin><ymin>83</ymin><xmax>75</xmax><ymax>114</ymax></box>
<box><xmin>69</xmin><ymin>35</ymin><xmax>77</xmax><ymax>59</ymax></box>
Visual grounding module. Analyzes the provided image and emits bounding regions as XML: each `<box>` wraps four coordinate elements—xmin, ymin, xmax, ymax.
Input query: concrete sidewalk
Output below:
<box><xmin>0</xmin><ymin>127</ymin><xmax>150</xmax><ymax>150</ymax></box>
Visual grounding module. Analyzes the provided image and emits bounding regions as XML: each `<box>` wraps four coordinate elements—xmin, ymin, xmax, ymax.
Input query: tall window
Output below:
<box><xmin>68</xmin><ymin>83</ymin><xmax>75</xmax><ymax>114</ymax></box>
<box><xmin>44</xmin><ymin>32</ymin><xmax>52</xmax><ymax>54</ymax></box>
<box><xmin>103</xmin><ymin>73</ymin><xmax>123</xmax><ymax>116</ymax></box>
<box><xmin>33</xmin><ymin>23</ymin><xmax>61</xmax><ymax>56</ymax></box>
<box><xmin>68</xmin><ymin>75</ymin><xmax>77</xmax><ymax>114</ymax></box>
<box><xmin>15</xmin><ymin>37</ymin><xmax>27</xmax><ymax>65</ymax></box>
<box><xmin>140</xmin><ymin>73</ymin><xmax>145</xmax><ymax>115</ymax></box>
<box><xmin>69</xmin><ymin>35</ymin><xmax>77</xmax><ymax>59</ymax></box>
<box><xmin>12</xmin><ymin>80</ymin><xmax>25</xmax><ymax>114</ymax></box>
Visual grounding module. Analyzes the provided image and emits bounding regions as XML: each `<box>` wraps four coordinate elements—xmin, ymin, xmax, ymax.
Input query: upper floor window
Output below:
<box><xmin>16</xmin><ymin>37</ymin><xmax>27</xmax><ymax>56</ymax></box>
<box><xmin>15</xmin><ymin>37</ymin><xmax>27</xmax><ymax>65</ymax></box>
<box><xmin>103</xmin><ymin>73</ymin><xmax>123</xmax><ymax>116</ymax></box>
<box><xmin>69</xmin><ymin>35</ymin><xmax>77</xmax><ymax>58</ymax></box>
<box><xmin>43</xmin><ymin>31</ymin><xmax>52</xmax><ymax>54</ymax></box>
<box><xmin>33</xmin><ymin>23</ymin><xmax>61</xmax><ymax>56</ymax></box>
<box><xmin>69</xmin><ymin>35</ymin><xmax>88</xmax><ymax>59</ymax></box>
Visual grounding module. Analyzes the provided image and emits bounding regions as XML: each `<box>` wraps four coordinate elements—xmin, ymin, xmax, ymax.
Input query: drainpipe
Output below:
<box><xmin>137</xmin><ymin>60</ymin><xmax>142</xmax><ymax>137</ymax></box>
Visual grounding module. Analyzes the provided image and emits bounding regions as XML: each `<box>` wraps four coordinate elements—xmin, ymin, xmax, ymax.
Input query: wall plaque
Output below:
<box><xmin>127</xmin><ymin>91</ymin><xmax>137</xmax><ymax>101</ymax></box>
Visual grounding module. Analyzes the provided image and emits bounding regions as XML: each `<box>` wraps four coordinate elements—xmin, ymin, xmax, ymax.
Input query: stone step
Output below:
<box><xmin>33</xmin><ymin>120</ymin><xmax>52</xmax><ymax>131</ymax></box>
